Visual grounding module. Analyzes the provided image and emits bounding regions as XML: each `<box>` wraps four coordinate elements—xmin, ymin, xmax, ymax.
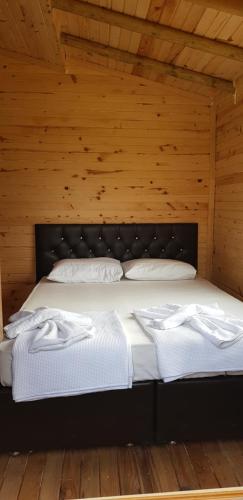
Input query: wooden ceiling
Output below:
<box><xmin>1</xmin><ymin>0</ymin><xmax>243</xmax><ymax>96</ymax></box>
<box><xmin>0</xmin><ymin>0</ymin><xmax>61</xmax><ymax>65</ymax></box>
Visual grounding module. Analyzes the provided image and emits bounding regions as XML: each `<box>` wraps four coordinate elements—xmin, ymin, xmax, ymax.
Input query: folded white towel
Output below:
<box><xmin>147</xmin><ymin>303</ymin><xmax>223</xmax><ymax>330</ymax></box>
<box><xmin>190</xmin><ymin>315</ymin><xmax>243</xmax><ymax>348</ymax></box>
<box><xmin>4</xmin><ymin>307</ymin><xmax>95</xmax><ymax>352</ymax></box>
<box><xmin>28</xmin><ymin>319</ymin><xmax>95</xmax><ymax>353</ymax></box>
<box><xmin>134</xmin><ymin>303</ymin><xmax>243</xmax><ymax>348</ymax></box>
<box><xmin>133</xmin><ymin>304</ymin><xmax>243</xmax><ymax>382</ymax></box>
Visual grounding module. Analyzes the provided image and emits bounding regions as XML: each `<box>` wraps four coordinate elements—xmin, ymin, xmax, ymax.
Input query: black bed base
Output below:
<box><xmin>1</xmin><ymin>376</ymin><xmax>243</xmax><ymax>452</ymax></box>
<box><xmin>0</xmin><ymin>382</ymin><xmax>154</xmax><ymax>452</ymax></box>
<box><xmin>156</xmin><ymin>375</ymin><xmax>243</xmax><ymax>443</ymax></box>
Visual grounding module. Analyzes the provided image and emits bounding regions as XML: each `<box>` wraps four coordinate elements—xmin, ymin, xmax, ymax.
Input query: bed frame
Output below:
<box><xmin>1</xmin><ymin>222</ymin><xmax>243</xmax><ymax>452</ymax></box>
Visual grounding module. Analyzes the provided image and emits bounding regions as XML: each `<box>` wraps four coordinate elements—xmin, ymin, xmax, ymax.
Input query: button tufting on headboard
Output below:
<box><xmin>35</xmin><ymin>223</ymin><xmax>198</xmax><ymax>282</ymax></box>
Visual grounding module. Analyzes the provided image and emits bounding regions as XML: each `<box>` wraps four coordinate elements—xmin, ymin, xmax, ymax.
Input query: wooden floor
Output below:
<box><xmin>1</xmin><ymin>440</ymin><xmax>243</xmax><ymax>500</ymax></box>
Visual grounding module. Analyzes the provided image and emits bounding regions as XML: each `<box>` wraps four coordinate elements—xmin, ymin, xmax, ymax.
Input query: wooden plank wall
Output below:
<box><xmin>0</xmin><ymin>266</ymin><xmax>3</xmax><ymax>340</ymax></box>
<box><xmin>0</xmin><ymin>51</ymin><xmax>212</xmax><ymax>322</ymax></box>
<box><xmin>213</xmin><ymin>92</ymin><xmax>243</xmax><ymax>300</ymax></box>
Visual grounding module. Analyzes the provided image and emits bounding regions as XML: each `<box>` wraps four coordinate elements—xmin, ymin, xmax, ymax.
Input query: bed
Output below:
<box><xmin>1</xmin><ymin>223</ymin><xmax>243</xmax><ymax>451</ymax></box>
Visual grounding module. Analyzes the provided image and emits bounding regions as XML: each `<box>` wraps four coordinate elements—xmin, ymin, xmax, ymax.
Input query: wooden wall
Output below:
<box><xmin>0</xmin><ymin>51</ymin><xmax>213</xmax><ymax>321</ymax></box>
<box><xmin>213</xmin><ymin>92</ymin><xmax>243</xmax><ymax>300</ymax></box>
<box><xmin>0</xmin><ymin>266</ymin><xmax>3</xmax><ymax>340</ymax></box>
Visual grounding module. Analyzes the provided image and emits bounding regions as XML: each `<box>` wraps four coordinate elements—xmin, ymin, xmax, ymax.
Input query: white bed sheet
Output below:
<box><xmin>1</xmin><ymin>277</ymin><xmax>243</xmax><ymax>386</ymax></box>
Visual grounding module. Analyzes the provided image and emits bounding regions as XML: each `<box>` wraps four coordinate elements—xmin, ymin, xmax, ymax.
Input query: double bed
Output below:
<box><xmin>1</xmin><ymin>223</ymin><xmax>243</xmax><ymax>451</ymax></box>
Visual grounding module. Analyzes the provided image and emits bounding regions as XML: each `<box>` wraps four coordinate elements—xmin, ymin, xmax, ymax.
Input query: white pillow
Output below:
<box><xmin>47</xmin><ymin>257</ymin><xmax>123</xmax><ymax>283</ymax></box>
<box><xmin>122</xmin><ymin>258</ymin><xmax>196</xmax><ymax>281</ymax></box>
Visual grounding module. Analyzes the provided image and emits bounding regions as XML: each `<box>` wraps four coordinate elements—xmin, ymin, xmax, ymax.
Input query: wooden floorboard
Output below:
<box><xmin>0</xmin><ymin>453</ymin><xmax>28</xmax><ymax>500</ymax></box>
<box><xmin>133</xmin><ymin>447</ymin><xmax>155</xmax><ymax>494</ymax></box>
<box><xmin>39</xmin><ymin>450</ymin><xmax>64</xmax><ymax>500</ymax></box>
<box><xmin>0</xmin><ymin>441</ymin><xmax>242</xmax><ymax>499</ymax></box>
<box><xmin>202</xmin><ymin>441</ymin><xmax>239</xmax><ymax>488</ymax></box>
<box><xmin>59</xmin><ymin>450</ymin><xmax>82</xmax><ymax>500</ymax></box>
<box><xmin>18</xmin><ymin>452</ymin><xmax>46</xmax><ymax>500</ymax></box>
<box><xmin>80</xmin><ymin>448</ymin><xmax>100</xmax><ymax>498</ymax></box>
<box><xmin>219</xmin><ymin>440</ymin><xmax>243</xmax><ymax>485</ymax></box>
<box><xmin>168</xmin><ymin>443</ymin><xmax>200</xmax><ymax>492</ymax></box>
<box><xmin>99</xmin><ymin>447</ymin><xmax>120</xmax><ymax>498</ymax></box>
<box><xmin>118</xmin><ymin>447</ymin><xmax>142</xmax><ymax>495</ymax></box>
<box><xmin>149</xmin><ymin>446</ymin><xmax>179</xmax><ymax>493</ymax></box>
<box><xmin>186</xmin><ymin>442</ymin><xmax>220</xmax><ymax>489</ymax></box>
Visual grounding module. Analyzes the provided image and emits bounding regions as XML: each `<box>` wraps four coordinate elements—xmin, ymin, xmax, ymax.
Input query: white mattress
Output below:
<box><xmin>1</xmin><ymin>277</ymin><xmax>243</xmax><ymax>386</ymax></box>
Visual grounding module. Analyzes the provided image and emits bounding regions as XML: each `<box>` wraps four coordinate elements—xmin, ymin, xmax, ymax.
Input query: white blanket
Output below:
<box><xmin>5</xmin><ymin>307</ymin><xmax>95</xmax><ymax>351</ymax></box>
<box><xmin>134</xmin><ymin>304</ymin><xmax>243</xmax><ymax>382</ymax></box>
<box><xmin>11</xmin><ymin>310</ymin><xmax>133</xmax><ymax>402</ymax></box>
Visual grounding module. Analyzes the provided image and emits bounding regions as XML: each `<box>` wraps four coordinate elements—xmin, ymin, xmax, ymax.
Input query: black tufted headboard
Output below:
<box><xmin>35</xmin><ymin>223</ymin><xmax>198</xmax><ymax>282</ymax></box>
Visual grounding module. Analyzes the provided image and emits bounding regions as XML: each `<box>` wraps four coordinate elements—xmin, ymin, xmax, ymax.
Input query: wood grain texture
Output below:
<box><xmin>149</xmin><ymin>446</ymin><xmax>179</xmax><ymax>492</ymax></box>
<box><xmin>1</xmin><ymin>0</ymin><xmax>243</xmax><ymax>96</ymax></box>
<box><xmin>0</xmin><ymin>0</ymin><xmax>61</xmax><ymax>65</ymax></box>
<box><xmin>0</xmin><ymin>454</ymin><xmax>28</xmax><ymax>500</ymax></box>
<box><xmin>213</xmin><ymin>92</ymin><xmax>243</xmax><ymax>300</ymax></box>
<box><xmin>0</xmin><ymin>50</ymin><xmax>213</xmax><ymax>321</ymax></box>
<box><xmin>80</xmin><ymin>449</ymin><xmax>100</xmax><ymax>498</ymax></box>
<box><xmin>0</xmin><ymin>267</ymin><xmax>3</xmax><ymax>341</ymax></box>
<box><xmin>61</xmin><ymin>33</ymin><xmax>234</xmax><ymax>93</ymax></box>
<box><xmin>39</xmin><ymin>451</ymin><xmax>64</xmax><ymax>500</ymax></box>
<box><xmin>80</xmin><ymin>487</ymin><xmax>243</xmax><ymax>500</ymax></box>
<box><xmin>189</xmin><ymin>0</ymin><xmax>243</xmax><ymax>17</ymax></box>
<box><xmin>18</xmin><ymin>452</ymin><xmax>46</xmax><ymax>500</ymax></box>
<box><xmin>0</xmin><ymin>441</ymin><xmax>243</xmax><ymax>499</ymax></box>
<box><xmin>186</xmin><ymin>442</ymin><xmax>219</xmax><ymax>490</ymax></box>
<box><xmin>207</xmin><ymin>104</ymin><xmax>216</xmax><ymax>279</ymax></box>
<box><xmin>53</xmin><ymin>0</ymin><xmax>243</xmax><ymax>63</ymax></box>
<box><xmin>59</xmin><ymin>450</ymin><xmax>81</xmax><ymax>499</ymax></box>
<box><xmin>52</xmin><ymin>0</ymin><xmax>243</xmax><ymax>96</ymax></box>
<box><xmin>99</xmin><ymin>448</ymin><xmax>120</xmax><ymax>497</ymax></box>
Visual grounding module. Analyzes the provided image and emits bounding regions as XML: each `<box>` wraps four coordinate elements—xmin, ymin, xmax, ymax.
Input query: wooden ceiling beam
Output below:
<box><xmin>61</xmin><ymin>32</ymin><xmax>234</xmax><ymax>93</ymax></box>
<box><xmin>53</xmin><ymin>0</ymin><xmax>243</xmax><ymax>63</ymax></box>
<box><xmin>188</xmin><ymin>0</ymin><xmax>243</xmax><ymax>17</ymax></box>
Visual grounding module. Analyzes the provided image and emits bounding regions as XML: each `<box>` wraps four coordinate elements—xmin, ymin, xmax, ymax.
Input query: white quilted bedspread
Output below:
<box><xmin>12</xmin><ymin>311</ymin><xmax>133</xmax><ymax>402</ymax></box>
